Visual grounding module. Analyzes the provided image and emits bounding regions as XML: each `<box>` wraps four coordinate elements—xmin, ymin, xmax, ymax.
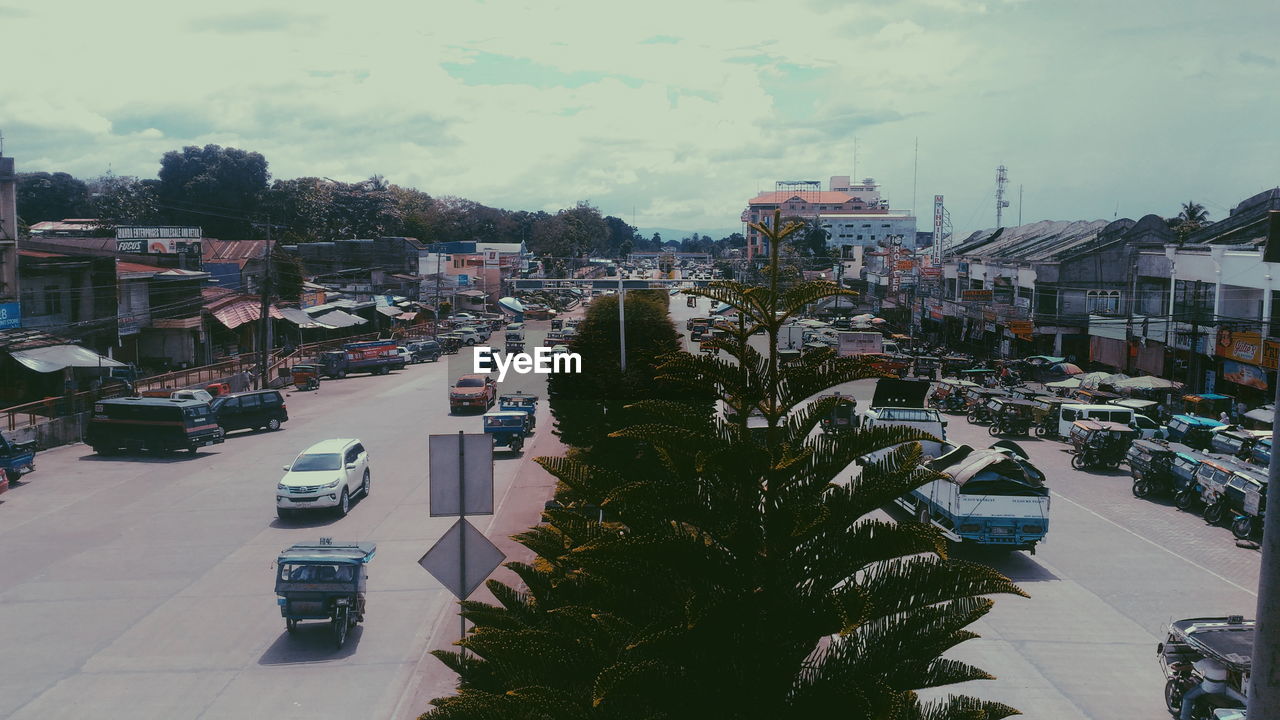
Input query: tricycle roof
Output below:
<box><xmin>1170</xmin><ymin>414</ymin><xmax>1226</xmax><ymax>428</ymax></box>
<box><xmin>1072</xmin><ymin>419</ymin><xmax>1134</xmax><ymax>433</ymax></box>
<box><xmin>1168</xmin><ymin>616</ymin><xmax>1254</xmax><ymax>670</ymax></box>
<box><xmin>484</xmin><ymin>410</ymin><xmax>528</xmax><ymax>419</ymax></box>
<box><xmin>278</xmin><ymin>541</ymin><xmax>376</xmax><ymax>564</ymax></box>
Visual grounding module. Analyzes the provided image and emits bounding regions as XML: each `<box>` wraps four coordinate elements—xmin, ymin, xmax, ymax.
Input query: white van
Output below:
<box><xmin>1058</xmin><ymin>404</ymin><xmax>1149</xmax><ymax>438</ymax></box>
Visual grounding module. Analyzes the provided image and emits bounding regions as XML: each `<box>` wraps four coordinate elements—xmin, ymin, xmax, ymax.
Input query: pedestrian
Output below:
<box><xmin>1219</xmin><ymin>410</ymin><xmax>1230</xmax><ymax>424</ymax></box>
<box><xmin>1180</xmin><ymin>656</ymin><xmax>1228</xmax><ymax>720</ymax></box>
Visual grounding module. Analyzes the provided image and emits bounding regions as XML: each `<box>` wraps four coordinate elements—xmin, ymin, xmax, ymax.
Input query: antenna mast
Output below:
<box><xmin>996</xmin><ymin>165</ymin><xmax>1010</xmax><ymax>228</ymax></box>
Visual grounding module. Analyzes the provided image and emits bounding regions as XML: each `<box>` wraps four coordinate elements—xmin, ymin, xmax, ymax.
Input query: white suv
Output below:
<box><xmin>276</xmin><ymin>438</ymin><xmax>370</xmax><ymax>519</ymax></box>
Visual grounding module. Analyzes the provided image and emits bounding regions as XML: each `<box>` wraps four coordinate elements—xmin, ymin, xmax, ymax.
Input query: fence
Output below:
<box><xmin>2</xmin><ymin>320</ymin><xmax>446</xmax><ymax>439</ymax></box>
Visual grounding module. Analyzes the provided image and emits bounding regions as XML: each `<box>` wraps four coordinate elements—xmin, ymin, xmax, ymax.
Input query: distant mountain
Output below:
<box><xmin>636</xmin><ymin>226</ymin><xmax>742</xmax><ymax>242</ymax></box>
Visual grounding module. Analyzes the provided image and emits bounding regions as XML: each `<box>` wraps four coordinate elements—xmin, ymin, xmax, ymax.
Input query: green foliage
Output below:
<box><xmin>270</xmin><ymin>243</ymin><xmax>305</xmax><ymax>303</ymax></box>
<box><xmin>546</xmin><ymin>290</ymin><xmax>691</xmax><ymax>451</ymax></box>
<box><xmin>425</xmin><ymin>211</ymin><xmax>1024</xmax><ymax>720</ymax></box>
<box><xmin>88</xmin><ymin>175</ymin><xmax>161</xmax><ymax>228</ymax></box>
<box><xmin>158</xmin><ymin>144</ymin><xmax>271</xmax><ymax>239</ymax></box>
<box><xmin>16</xmin><ymin>172</ymin><xmax>91</xmax><ymax>224</ymax></box>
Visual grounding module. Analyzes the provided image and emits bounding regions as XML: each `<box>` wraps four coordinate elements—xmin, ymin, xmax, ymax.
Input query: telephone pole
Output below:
<box><xmin>257</xmin><ymin>222</ymin><xmax>274</xmax><ymax>389</ymax></box>
<box><xmin>1188</xmin><ymin>280</ymin><xmax>1203</xmax><ymax>394</ymax></box>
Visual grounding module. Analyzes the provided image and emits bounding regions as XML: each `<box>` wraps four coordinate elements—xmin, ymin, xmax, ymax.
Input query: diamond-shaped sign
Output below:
<box><xmin>418</xmin><ymin>518</ymin><xmax>506</xmax><ymax>600</ymax></box>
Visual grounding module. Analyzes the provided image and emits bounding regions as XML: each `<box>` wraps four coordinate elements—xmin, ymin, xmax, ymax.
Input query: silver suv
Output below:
<box><xmin>276</xmin><ymin>438</ymin><xmax>371</xmax><ymax>519</ymax></box>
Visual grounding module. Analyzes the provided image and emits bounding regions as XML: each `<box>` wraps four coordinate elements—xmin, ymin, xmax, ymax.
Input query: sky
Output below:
<box><xmin>1</xmin><ymin>0</ymin><xmax>1278</xmax><ymax>239</ymax></box>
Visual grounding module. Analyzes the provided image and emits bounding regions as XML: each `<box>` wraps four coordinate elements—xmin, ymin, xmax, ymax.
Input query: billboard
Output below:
<box><xmin>1215</xmin><ymin>329</ymin><xmax>1261</xmax><ymax>364</ymax></box>
<box><xmin>961</xmin><ymin>289</ymin><xmax>992</xmax><ymax>302</ymax></box>
<box><xmin>117</xmin><ymin>238</ymin><xmax>202</xmax><ymax>256</ymax></box>
<box><xmin>932</xmin><ymin>195</ymin><xmax>944</xmax><ymax>249</ymax></box>
<box><xmin>116</xmin><ymin>226</ymin><xmax>202</xmax><ymax>240</ymax></box>
<box><xmin>0</xmin><ymin>302</ymin><xmax>20</xmax><ymax>330</ymax></box>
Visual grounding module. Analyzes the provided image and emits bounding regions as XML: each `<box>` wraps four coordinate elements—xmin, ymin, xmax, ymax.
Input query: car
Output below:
<box><xmin>395</xmin><ymin>346</ymin><xmax>413</xmax><ymax>364</ymax></box>
<box><xmin>460</xmin><ymin>324</ymin><xmax>491</xmax><ymax>341</ymax></box>
<box><xmin>210</xmin><ymin>389</ymin><xmax>289</xmax><ymax>434</ymax></box>
<box><xmin>276</xmin><ymin>438</ymin><xmax>371</xmax><ymax>519</ymax></box>
<box><xmin>140</xmin><ymin>388</ymin><xmax>214</xmax><ymax>404</ymax></box>
<box><xmin>452</xmin><ymin>312</ymin><xmax>478</xmax><ymax>321</ymax></box>
<box><xmin>550</xmin><ymin>344</ymin><xmax>571</xmax><ymax>355</ymax></box>
<box><xmin>450</xmin><ymin>374</ymin><xmax>497</xmax><ymax>412</ymax></box>
<box><xmin>404</xmin><ymin>340</ymin><xmax>442</xmax><ymax>362</ymax></box>
<box><xmin>454</xmin><ymin>328</ymin><xmax>482</xmax><ymax>346</ymax></box>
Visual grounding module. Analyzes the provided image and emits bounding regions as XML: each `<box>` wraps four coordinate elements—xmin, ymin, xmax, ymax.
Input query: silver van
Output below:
<box><xmin>1058</xmin><ymin>404</ymin><xmax>1135</xmax><ymax>438</ymax></box>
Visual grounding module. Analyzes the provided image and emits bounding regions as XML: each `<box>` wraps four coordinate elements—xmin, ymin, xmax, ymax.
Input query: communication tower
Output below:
<box><xmin>995</xmin><ymin>165</ymin><xmax>1010</xmax><ymax>228</ymax></box>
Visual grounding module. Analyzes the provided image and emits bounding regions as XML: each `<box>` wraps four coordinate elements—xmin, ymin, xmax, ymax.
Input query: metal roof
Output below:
<box><xmin>946</xmin><ymin>219</ymin><xmax>1112</xmax><ymax>262</ymax></box>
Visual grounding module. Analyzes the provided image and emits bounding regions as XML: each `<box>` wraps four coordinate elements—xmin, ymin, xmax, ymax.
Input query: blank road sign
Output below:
<box><xmin>429</xmin><ymin>433</ymin><xmax>494</xmax><ymax>516</ymax></box>
<box><xmin>418</xmin><ymin>518</ymin><xmax>506</xmax><ymax>600</ymax></box>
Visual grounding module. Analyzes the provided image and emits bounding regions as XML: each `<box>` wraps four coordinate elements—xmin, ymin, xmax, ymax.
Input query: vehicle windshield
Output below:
<box><xmin>457</xmin><ymin>377</ymin><xmax>485</xmax><ymax>388</ymax></box>
<box><xmin>279</xmin><ymin>563</ymin><xmax>355</xmax><ymax>583</ymax></box>
<box><xmin>291</xmin><ymin>453</ymin><xmax>342</xmax><ymax>471</ymax></box>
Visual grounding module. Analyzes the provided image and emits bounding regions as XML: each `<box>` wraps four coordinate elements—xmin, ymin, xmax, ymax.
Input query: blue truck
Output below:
<box><xmin>317</xmin><ymin>340</ymin><xmax>406</xmax><ymax>379</ymax></box>
<box><xmin>0</xmin><ymin>433</ymin><xmax>37</xmax><ymax>491</ymax></box>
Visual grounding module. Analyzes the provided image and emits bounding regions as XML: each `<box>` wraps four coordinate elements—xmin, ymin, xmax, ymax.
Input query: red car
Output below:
<box><xmin>449</xmin><ymin>374</ymin><xmax>497</xmax><ymax>413</ymax></box>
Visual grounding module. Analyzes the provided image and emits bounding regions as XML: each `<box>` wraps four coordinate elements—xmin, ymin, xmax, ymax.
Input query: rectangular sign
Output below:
<box><xmin>0</xmin><ymin>302</ymin><xmax>20</xmax><ymax>330</ymax></box>
<box><xmin>1263</xmin><ymin>340</ymin><xmax>1280</xmax><ymax>371</ymax></box>
<box><xmin>115</xmin><ymin>226</ymin><xmax>202</xmax><ymax>240</ymax></box>
<box><xmin>1009</xmin><ymin>321</ymin><xmax>1034</xmax><ymax>338</ymax></box>
<box><xmin>1215</xmin><ymin>329</ymin><xmax>1261</xmax><ymax>363</ymax></box>
<box><xmin>429</xmin><ymin>433</ymin><xmax>495</xmax><ymax>516</ymax></box>
<box><xmin>933</xmin><ymin>195</ymin><xmax>944</xmax><ymax>249</ymax></box>
<box><xmin>1223</xmin><ymin>360</ymin><xmax>1268</xmax><ymax>390</ymax></box>
<box><xmin>484</xmin><ymin>249</ymin><xmax>500</xmax><ymax>266</ymax></box>
<box><xmin>116</xmin><ymin>238</ymin><xmax>202</xmax><ymax>255</ymax></box>
<box><xmin>961</xmin><ymin>289</ymin><xmax>992</xmax><ymax>302</ymax></box>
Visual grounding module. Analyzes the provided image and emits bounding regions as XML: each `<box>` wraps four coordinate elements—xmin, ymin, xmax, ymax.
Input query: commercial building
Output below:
<box><xmin>741</xmin><ymin>176</ymin><xmax>916</xmax><ymax>258</ymax></box>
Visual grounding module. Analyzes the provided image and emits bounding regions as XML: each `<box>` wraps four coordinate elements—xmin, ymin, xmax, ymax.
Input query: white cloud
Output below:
<box><xmin>2</xmin><ymin>0</ymin><xmax>1278</xmax><ymax>236</ymax></box>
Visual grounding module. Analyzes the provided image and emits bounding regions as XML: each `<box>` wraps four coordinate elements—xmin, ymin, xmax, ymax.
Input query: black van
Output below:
<box><xmin>210</xmin><ymin>389</ymin><xmax>289</xmax><ymax>433</ymax></box>
<box><xmin>87</xmin><ymin>398</ymin><xmax>225</xmax><ymax>454</ymax></box>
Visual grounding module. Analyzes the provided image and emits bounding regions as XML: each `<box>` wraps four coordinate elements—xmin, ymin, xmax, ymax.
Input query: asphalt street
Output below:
<box><xmin>0</xmin><ymin>319</ymin><xmax>571</xmax><ymax>720</ymax></box>
<box><xmin>1</xmin><ymin>288</ymin><xmax>1264</xmax><ymax>720</ymax></box>
<box><xmin>672</xmin><ymin>294</ymin><xmax>1261</xmax><ymax>720</ymax></box>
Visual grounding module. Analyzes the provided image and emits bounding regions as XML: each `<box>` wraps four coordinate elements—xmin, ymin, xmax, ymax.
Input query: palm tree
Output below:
<box><xmin>423</xmin><ymin>209</ymin><xmax>1025</xmax><ymax>720</ymax></box>
<box><xmin>1168</xmin><ymin>201</ymin><xmax>1209</xmax><ymax>244</ymax></box>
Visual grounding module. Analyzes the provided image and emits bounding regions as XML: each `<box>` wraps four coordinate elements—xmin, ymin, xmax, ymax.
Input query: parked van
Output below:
<box><xmin>210</xmin><ymin>389</ymin><xmax>289</xmax><ymax>434</ymax></box>
<box><xmin>87</xmin><ymin>397</ymin><xmax>225</xmax><ymax>454</ymax></box>
<box><xmin>1058</xmin><ymin>404</ymin><xmax>1136</xmax><ymax>438</ymax></box>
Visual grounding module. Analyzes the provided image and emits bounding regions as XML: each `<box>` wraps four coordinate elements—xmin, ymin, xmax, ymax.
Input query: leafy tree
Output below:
<box><xmin>327</xmin><ymin>176</ymin><xmax>402</xmax><ymax>238</ymax></box>
<box><xmin>424</xmin><ymin>210</ymin><xmax>1024</xmax><ymax>720</ymax></box>
<box><xmin>545</xmin><ymin>289</ymin><xmax>689</xmax><ymax>450</ymax></box>
<box><xmin>270</xmin><ymin>243</ymin><xmax>305</xmax><ymax>303</ymax></box>
<box><xmin>16</xmin><ymin>172</ymin><xmax>91</xmax><ymax>224</ymax></box>
<box><xmin>603</xmin><ymin>215</ymin><xmax>639</xmax><ymax>256</ymax></box>
<box><xmin>262</xmin><ymin>177</ymin><xmax>335</xmax><ymax>242</ymax></box>
<box><xmin>88</xmin><ymin>174</ymin><xmax>161</xmax><ymax>228</ymax></box>
<box><xmin>157</xmin><ymin>144</ymin><xmax>270</xmax><ymax>239</ymax></box>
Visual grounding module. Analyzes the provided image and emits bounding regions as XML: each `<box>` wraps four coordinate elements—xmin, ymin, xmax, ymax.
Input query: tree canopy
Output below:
<box><xmin>423</xmin><ymin>210</ymin><xmax>1024</xmax><ymax>720</ymax></box>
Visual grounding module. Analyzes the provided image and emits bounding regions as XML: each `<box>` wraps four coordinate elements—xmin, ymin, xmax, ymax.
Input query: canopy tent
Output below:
<box><xmin>1024</xmin><ymin>355</ymin><xmax>1066</xmax><ymax>365</ymax></box>
<box><xmin>277</xmin><ymin>307</ymin><xmax>336</xmax><ymax>330</ymax></box>
<box><xmin>1045</xmin><ymin>378</ymin><xmax>1083</xmax><ymax>389</ymax></box>
<box><xmin>1050</xmin><ymin>362</ymin><xmax>1084</xmax><ymax>375</ymax></box>
<box><xmin>1244</xmin><ymin>408</ymin><xmax>1274</xmax><ymax>425</ymax></box>
<box><xmin>1110</xmin><ymin>375</ymin><xmax>1184</xmax><ymax>391</ymax></box>
<box><xmin>10</xmin><ymin>344</ymin><xmax>126</xmax><ymax>373</ymax></box>
<box><xmin>1079</xmin><ymin>371</ymin><xmax>1129</xmax><ymax>388</ymax></box>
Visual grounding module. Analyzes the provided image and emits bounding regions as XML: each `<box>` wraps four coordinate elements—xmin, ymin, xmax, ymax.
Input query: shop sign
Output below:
<box><xmin>1223</xmin><ymin>360</ymin><xmax>1268</xmax><ymax>390</ymax></box>
<box><xmin>984</xmin><ymin>322</ymin><xmax>996</xmax><ymax>333</ymax></box>
<box><xmin>982</xmin><ymin>309</ymin><xmax>997</xmax><ymax>322</ymax></box>
<box><xmin>1263</xmin><ymin>340</ymin><xmax>1280</xmax><ymax>371</ymax></box>
<box><xmin>961</xmin><ymin>289</ymin><xmax>991</xmax><ymax>302</ymax></box>
<box><xmin>957</xmin><ymin>261</ymin><xmax>969</xmax><ymax>277</ymax></box>
<box><xmin>1009</xmin><ymin>320</ymin><xmax>1034</xmax><ymax>338</ymax></box>
<box><xmin>1215</xmin><ymin>329</ymin><xmax>1261</xmax><ymax>363</ymax></box>
<box><xmin>0</xmin><ymin>301</ymin><xmax>20</xmax><ymax>330</ymax></box>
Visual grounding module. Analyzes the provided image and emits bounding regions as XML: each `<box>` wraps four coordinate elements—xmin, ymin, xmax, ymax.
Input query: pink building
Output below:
<box><xmin>741</xmin><ymin>176</ymin><xmax>890</xmax><ymax>258</ymax></box>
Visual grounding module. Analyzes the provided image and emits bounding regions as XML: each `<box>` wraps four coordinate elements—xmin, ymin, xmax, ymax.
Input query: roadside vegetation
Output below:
<box><xmin>423</xmin><ymin>211</ymin><xmax>1024</xmax><ymax>720</ymax></box>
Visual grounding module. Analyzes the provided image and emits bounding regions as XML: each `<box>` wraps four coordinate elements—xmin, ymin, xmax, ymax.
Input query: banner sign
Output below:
<box><xmin>1223</xmin><ymin>360</ymin><xmax>1267</xmax><ymax>390</ymax></box>
<box><xmin>0</xmin><ymin>302</ymin><xmax>19</xmax><ymax>330</ymax></box>
<box><xmin>1215</xmin><ymin>329</ymin><xmax>1262</xmax><ymax>363</ymax></box>
<box><xmin>1263</xmin><ymin>340</ymin><xmax>1280</xmax><ymax>371</ymax></box>
<box><xmin>117</xmin><ymin>238</ymin><xmax>202</xmax><ymax>256</ymax></box>
<box><xmin>116</xmin><ymin>226</ymin><xmax>202</xmax><ymax>240</ymax></box>
<box><xmin>961</xmin><ymin>289</ymin><xmax>992</xmax><ymax>302</ymax></box>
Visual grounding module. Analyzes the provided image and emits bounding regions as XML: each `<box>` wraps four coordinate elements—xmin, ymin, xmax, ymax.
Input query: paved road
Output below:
<box><xmin>670</xmin><ymin>294</ymin><xmax>1260</xmax><ymax>720</ymax></box>
<box><xmin>0</xmin><ymin>320</ymin><xmax>571</xmax><ymax>720</ymax></box>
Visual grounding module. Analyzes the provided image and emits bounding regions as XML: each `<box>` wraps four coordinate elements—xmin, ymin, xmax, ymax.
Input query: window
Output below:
<box><xmin>262</xmin><ymin>392</ymin><xmax>282</xmax><ymax>406</ymax></box>
<box><xmin>43</xmin><ymin>285</ymin><xmax>62</xmax><ymax>316</ymax></box>
<box><xmin>292</xmin><ymin>453</ymin><xmax>341</xmax><ymax>471</ymax></box>
<box><xmin>1062</xmin><ymin>409</ymin><xmax>1079</xmax><ymax>421</ymax></box>
<box><xmin>862</xmin><ymin>224</ymin><xmax>871</xmax><ymax>228</ymax></box>
<box><xmin>241</xmin><ymin>394</ymin><xmax>261</xmax><ymax>409</ymax></box>
<box><xmin>1087</xmin><ymin>290</ymin><xmax>1121</xmax><ymax>315</ymax></box>
<box><xmin>882</xmin><ymin>224</ymin><xmax>891</xmax><ymax>228</ymax></box>
<box><xmin>857</xmin><ymin>235</ymin><xmax>864</xmax><ymax>241</ymax></box>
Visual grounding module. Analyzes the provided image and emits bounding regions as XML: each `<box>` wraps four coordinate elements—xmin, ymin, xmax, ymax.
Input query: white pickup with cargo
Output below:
<box><xmin>837</xmin><ymin>331</ymin><xmax>883</xmax><ymax>357</ymax></box>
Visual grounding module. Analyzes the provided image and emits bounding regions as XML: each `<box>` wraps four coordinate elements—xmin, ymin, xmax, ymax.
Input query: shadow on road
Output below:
<box><xmin>78</xmin><ymin>451</ymin><xmax>210</xmax><ymax>463</ymax></box>
<box><xmin>953</xmin><ymin>545</ymin><xmax>1061</xmax><ymax>583</ymax></box>
<box><xmin>258</xmin><ymin>623</ymin><xmax>364</xmax><ymax>664</ymax></box>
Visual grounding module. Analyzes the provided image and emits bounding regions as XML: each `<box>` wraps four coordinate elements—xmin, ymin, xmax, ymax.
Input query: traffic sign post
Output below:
<box><xmin>422</xmin><ymin>431</ymin><xmax>504</xmax><ymax>660</ymax></box>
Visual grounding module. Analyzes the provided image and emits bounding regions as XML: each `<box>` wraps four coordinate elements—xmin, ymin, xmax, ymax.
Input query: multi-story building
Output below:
<box><xmin>0</xmin><ymin>154</ymin><xmax>19</xmax><ymax>329</ymax></box>
<box><xmin>741</xmin><ymin>176</ymin><xmax>916</xmax><ymax>258</ymax></box>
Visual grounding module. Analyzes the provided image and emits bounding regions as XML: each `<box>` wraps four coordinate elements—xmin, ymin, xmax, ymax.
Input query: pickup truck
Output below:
<box><xmin>318</xmin><ymin>340</ymin><xmax>406</xmax><ymax>378</ymax></box>
<box><xmin>450</xmin><ymin>374</ymin><xmax>497</xmax><ymax>413</ymax></box>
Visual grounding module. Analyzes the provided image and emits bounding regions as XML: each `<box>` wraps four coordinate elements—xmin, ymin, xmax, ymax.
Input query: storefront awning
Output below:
<box><xmin>10</xmin><ymin>344</ymin><xmax>126</xmax><ymax>373</ymax></box>
<box><xmin>277</xmin><ymin>307</ymin><xmax>336</xmax><ymax>330</ymax></box>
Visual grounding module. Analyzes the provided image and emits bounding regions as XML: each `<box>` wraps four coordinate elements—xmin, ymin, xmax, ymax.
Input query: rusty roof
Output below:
<box><xmin>203</xmin><ymin>239</ymin><xmax>268</xmax><ymax>266</ymax></box>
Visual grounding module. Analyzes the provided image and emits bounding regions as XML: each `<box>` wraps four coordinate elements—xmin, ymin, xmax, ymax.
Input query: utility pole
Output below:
<box><xmin>433</xmin><ymin>246</ymin><xmax>442</xmax><ymax>340</ymax></box>
<box><xmin>617</xmin><ymin>274</ymin><xmax>627</xmax><ymax>373</ymax></box>
<box><xmin>257</xmin><ymin>222</ymin><xmax>274</xmax><ymax>389</ymax></box>
<box><xmin>1188</xmin><ymin>280</ymin><xmax>1203</xmax><ymax>394</ymax></box>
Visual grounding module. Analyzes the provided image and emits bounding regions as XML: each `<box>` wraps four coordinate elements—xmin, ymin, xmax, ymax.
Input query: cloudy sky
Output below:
<box><xmin>2</xmin><ymin>0</ymin><xmax>1277</xmax><ymax>238</ymax></box>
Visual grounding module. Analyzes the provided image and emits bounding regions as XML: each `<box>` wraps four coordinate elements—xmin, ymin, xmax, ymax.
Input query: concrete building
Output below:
<box><xmin>741</xmin><ymin>176</ymin><xmax>916</xmax><ymax>258</ymax></box>
<box><xmin>18</xmin><ymin>250</ymin><xmax>118</xmax><ymax>354</ymax></box>
<box><xmin>0</xmin><ymin>154</ymin><xmax>19</xmax><ymax>328</ymax></box>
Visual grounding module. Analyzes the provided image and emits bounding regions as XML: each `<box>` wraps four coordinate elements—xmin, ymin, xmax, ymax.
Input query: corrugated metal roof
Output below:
<box><xmin>277</xmin><ymin>307</ymin><xmax>335</xmax><ymax>329</ymax></box>
<box><xmin>208</xmin><ymin>297</ymin><xmax>286</xmax><ymax>329</ymax></box>
<box><xmin>312</xmin><ymin>309</ymin><xmax>367</xmax><ymax>327</ymax></box>
<box><xmin>947</xmin><ymin>219</ymin><xmax>1111</xmax><ymax>262</ymax></box>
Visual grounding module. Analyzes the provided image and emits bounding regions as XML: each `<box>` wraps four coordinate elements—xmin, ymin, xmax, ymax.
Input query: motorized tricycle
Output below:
<box><xmin>819</xmin><ymin>393</ymin><xmax>858</xmax><ymax>435</ymax></box>
<box><xmin>291</xmin><ymin>364</ymin><xmax>320</xmax><ymax>391</ymax></box>
<box><xmin>1195</xmin><ymin>459</ymin><xmax>1267</xmax><ymax>531</ymax></box>
<box><xmin>275</xmin><ymin>539</ymin><xmax>375</xmax><ymax>649</ymax></box>
<box><xmin>1068</xmin><ymin>419</ymin><xmax>1138</xmax><ymax>470</ymax></box>
<box><xmin>964</xmin><ymin>388</ymin><xmax>1008</xmax><ymax>424</ymax></box>
<box><xmin>912</xmin><ymin>356</ymin><xmax>940</xmax><ymax>379</ymax></box>
<box><xmin>0</xmin><ymin>433</ymin><xmax>37</xmax><ymax>492</ymax></box>
<box><xmin>484</xmin><ymin>409</ymin><xmax>533</xmax><ymax>452</ymax></box>
<box><xmin>1158</xmin><ymin>616</ymin><xmax>1251</xmax><ymax>719</ymax></box>
<box><xmin>1173</xmin><ymin>454</ymin><xmax>1246</xmax><ymax>515</ymax></box>
<box><xmin>986</xmin><ymin>397</ymin><xmax>1037</xmax><ymax>437</ymax></box>
<box><xmin>438</xmin><ymin>334</ymin><xmax>463</xmax><ymax>355</ymax></box>
<box><xmin>498</xmin><ymin>392</ymin><xmax>538</xmax><ymax>432</ymax></box>
<box><xmin>1181</xmin><ymin>393</ymin><xmax>1235</xmax><ymax>420</ymax></box>
<box><xmin>1030</xmin><ymin>395</ymin><xmax>1063</xmax><ymax>438</ymax></box>
<box><xmin>1126</xmin><ymin>439</ymin><xmax>1198</xmax><ymax>498</ymax></box>
<box><xmin>550</xmin><ymin>318</ymin><xmax>563</xmax><ymax>331</ymax></box>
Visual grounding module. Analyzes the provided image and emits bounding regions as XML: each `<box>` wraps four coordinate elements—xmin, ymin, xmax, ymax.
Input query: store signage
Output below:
<box><xmin>116</xmin><ymin>226</ymin><xmax>202</xmax><ymax>240</ymax></box>
<box><xmin>1215</xmin><ymin>329</ymin><xmax>1261</xmax><ymax>363</ymax></box>
<box><xmin>1263</xmin><ymin>340</ymin><xmax>1280</xmax><ymax>371</ymax></box>
<box><xmin>1223</xmin><ymin>360</ymin><xmax>1268</xmax><ymax>390</ymax></box>
<box><xmin>962</xmin><ymin>289</ymin><xmax>992</xmax><ymax>302</ymax></box>
<box><xmin>933</xmin><ymin>195</ymin><xmax>944</xmax><ymax>249</ymax></box>
<box><xmin>116</xmin><ymin>238</ymin><xmax>202</xmax><ymax>256</ymax></box>
<box><xmin>1009</xmin><ymin>321</ymin><xmax>1034</xmax><ymax>337</ymax></box>
<box><xmin>0</xmin><ymin>301</ymin><xmax>20</xmax><ymax>330</ymax></box>
<box><xmin>957</xmin><ymin>261</ymin><xmax>970</xmax><ymax>276</ymax></box>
